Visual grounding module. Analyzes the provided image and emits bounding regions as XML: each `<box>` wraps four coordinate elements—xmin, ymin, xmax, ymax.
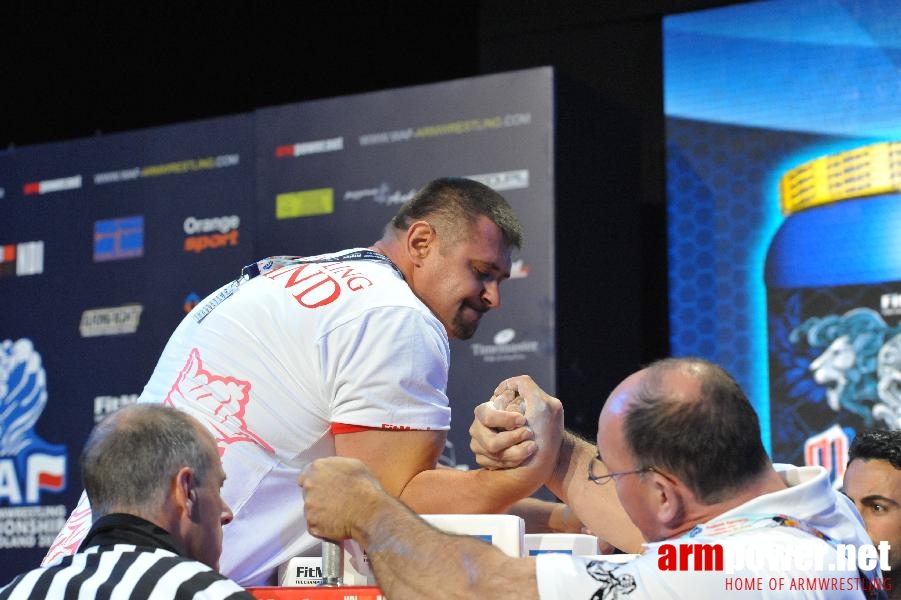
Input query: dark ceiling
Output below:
<box><xmin>2</xmin><ymin>1</ymin><xmax>744</xmax><ymax>150</ymax></box>
<box><xmin>2</xmin><ymin>3</ymin><xmax>482</xmax><ymax>149</ymax></box>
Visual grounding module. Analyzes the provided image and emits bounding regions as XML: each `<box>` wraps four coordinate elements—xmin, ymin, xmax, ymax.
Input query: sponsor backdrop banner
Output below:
<box><xmin>664</xmin><ymin>1</ymin><xmax>901</xmax><ymax>482</ymax></box>
<box><xmin>0</xmin><ymin>112</ymin><xmax>256</xmax><ymax>577</ymax></box>
<box><xmin>0</xmin><ymin>67</ymin><xmax>554</xmax><ymax>578</ymax></box>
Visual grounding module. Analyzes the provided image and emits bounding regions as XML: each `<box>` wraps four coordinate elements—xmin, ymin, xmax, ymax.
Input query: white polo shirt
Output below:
<box><xmin>45</xmin><ymin>250</ymin><xmax>452</xmax><ymax>586</ymax></box>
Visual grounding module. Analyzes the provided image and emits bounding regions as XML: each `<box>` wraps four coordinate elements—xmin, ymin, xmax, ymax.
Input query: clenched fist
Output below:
<box><xmin>299</xmin><ymin>457</ymin><xmax>386</xmax><ymax>543</ymax></box>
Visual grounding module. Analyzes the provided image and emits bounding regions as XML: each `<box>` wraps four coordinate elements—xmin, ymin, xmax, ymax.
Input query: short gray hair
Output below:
<box><xmin>80</xmin><ymin>404</ymin><xmax>214</xmax><ymax>516</ymax></box>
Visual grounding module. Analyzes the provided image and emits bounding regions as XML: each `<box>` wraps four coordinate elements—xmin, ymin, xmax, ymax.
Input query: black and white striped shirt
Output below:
<box><xmin>0</xmin><ymin>515</ymin><xmax>255</xmax><ymax>600</ymax></box>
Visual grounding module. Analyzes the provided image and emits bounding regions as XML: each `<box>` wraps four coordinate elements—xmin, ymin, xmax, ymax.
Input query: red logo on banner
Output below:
<box><xmin>804</xmin><ymin>425</ymin><xmax>849</xmax><ymax>486</ymax></box>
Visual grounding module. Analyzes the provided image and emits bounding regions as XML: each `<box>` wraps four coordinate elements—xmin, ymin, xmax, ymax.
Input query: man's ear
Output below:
<box><xmin>653</xmin><ymin>472</ymin><xmax>685</xmax><ymax>528</ymax></box>
<box><xmin>405</xmin><ymin>221</ymin><xmax>436</xmax><ymax>265</ymax></box>
<box><xmin>174</xmin><ymin>467</ymin><xmax>196</xmax><ymax>516</ymax></box>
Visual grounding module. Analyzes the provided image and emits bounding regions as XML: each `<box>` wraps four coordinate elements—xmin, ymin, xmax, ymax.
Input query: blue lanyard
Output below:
<box><xmin>686</xmin><ymin>513</ymin><xmax>886</xmax><ymax>600</ymax></box>
<box><xmin>686</xmin><ymin>513</ymin><xmax>835</xmax><ymax>546</ymax></box>
<box><xmin>240</xmin><ymin>249</ymin><xmax>403</xmax><ymax>280</ymax></box>
<box><xmin>193</xmin><ymin>250</ymin><xmax>402</xmax><ymax>323</ymax></box>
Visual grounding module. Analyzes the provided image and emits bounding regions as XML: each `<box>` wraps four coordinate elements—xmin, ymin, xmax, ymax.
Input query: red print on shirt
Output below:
<box><xmin>41</xmin><ymin>494</ymin><xmax>93</xmax><ymax>565</ymax></box>
<box><xmin>264</xmin><ymin>261</ymin><xmax>373</xmax><ymax>309</ymax></box>
<box><xmin>164</xmin><ymin>348</ymin><xmax>275</xmax><ymax>456</ymax></box>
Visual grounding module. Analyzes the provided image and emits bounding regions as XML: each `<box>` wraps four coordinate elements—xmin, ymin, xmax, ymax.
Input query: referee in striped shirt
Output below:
<box><xmin>0</xmin><ymin>404</ymin><xmax>255</xmax><ymax>599</ymax></box>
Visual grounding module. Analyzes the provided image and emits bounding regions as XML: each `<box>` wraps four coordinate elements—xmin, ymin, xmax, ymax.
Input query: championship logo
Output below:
<box><xmin>0</xmin><ymin>338</ymin><xmax>67</xmax><ymax>506</ymax></box>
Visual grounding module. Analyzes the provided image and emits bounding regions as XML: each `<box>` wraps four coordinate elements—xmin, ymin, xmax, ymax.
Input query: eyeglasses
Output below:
<box><xmin>587</xmin><ymin>453</ymin><xmax>655</xmax><ymax>485</ymax></box>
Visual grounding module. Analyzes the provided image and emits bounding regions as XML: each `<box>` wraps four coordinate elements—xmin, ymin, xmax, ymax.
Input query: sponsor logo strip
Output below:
<box><xmin>0</xmin><ymin>241</ymin><xmax>44</xmax><ymax>278</ymax></box>
<box><xmin>276</xmin><ymin>188</ymin><xmax>334</xmax><ymax>219</ymax></box>
<box><xmin>359</xmin><ymin>113</ymin><xmax>531</xmax><ymax>146</ymax></box>
<box><xmin>465</xmin><ymin>170</ymin><xmax>530</xmax><ymax>192</ymax></box>
<box><xmin>275</xmin><ymin>137</ymin><xmax>344</xmax><ymax>158</ymax></box>
<box><xmin>94</xmin><ymin>394</ymin><xmax>139</xmax><ymax>423</ymax></box>
<box><xmin>79</xmin><ymin>304</ymin><xmax>144</xmax><ymax>337</ymax></box>
<box><xmin>93</xmin><ymin>154</ymin><xmax>240</xmax><ymax>185</ymax></box>
<box><xmin>342</xmin><ymin>183</ymin><xmax>415</xmax><ymax>206</ymax></box>
<box><xmin>22</xmin><ymin>175</ymin><xmax>82</xmax><ymax>195</ymax></box>
<box><xmin>183</xmin><ymin>215</ymin><xmax>241</xmax><ymax>253</ymax></box>
<box><xmin>94</xmin><ymin>216</ymin><xmax>144</xmax><ymax>262</ymax></box>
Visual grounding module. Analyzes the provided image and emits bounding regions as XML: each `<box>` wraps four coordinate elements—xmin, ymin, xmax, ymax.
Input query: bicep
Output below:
<box><xmin>323</xmin><ymin>307</ymin><xmax>451</xmax><ymax>432</ymax></box>
<box><xmin>334</xmin><ymin>428</ymin><xmax>446</xmax><ymax>497</ymax></box>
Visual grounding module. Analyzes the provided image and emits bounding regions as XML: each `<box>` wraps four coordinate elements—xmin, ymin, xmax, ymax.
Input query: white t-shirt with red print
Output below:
<box><xmin>44</xmin><ymin>249</ymin><xmax>451</xmax><ymax>586</ymax></box>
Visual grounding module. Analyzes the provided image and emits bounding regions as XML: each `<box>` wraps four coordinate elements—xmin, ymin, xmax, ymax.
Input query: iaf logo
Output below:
<box><xmin>0</xmin><ymin>338</ymin><xmax>67</xmax><ymax>505</ymax></box>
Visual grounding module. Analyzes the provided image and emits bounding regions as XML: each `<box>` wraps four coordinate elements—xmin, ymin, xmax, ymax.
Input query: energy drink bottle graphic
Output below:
<box><xmin>765</xmin><ymin>142</ymin><xmax>901</xmax><ymax>482</ymax></box>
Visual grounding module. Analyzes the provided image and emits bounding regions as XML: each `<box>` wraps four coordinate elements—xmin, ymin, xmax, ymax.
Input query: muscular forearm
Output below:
<box><xmin>300</xmin><ymin>457</ymin><xmax>540</xmax><ymax>599</ymax></box>
<box><xmin>507</xmin><ymin>497</ymin><xmax>584</xmax><ymax>533</ymax></box>
<box><xmin>546</xmin><ymin>431</ymin><xmax>645</xmax><ymax>553</ymax></box>
<box><xmin>397</xmin><ymin>399</ymin><xmax>563</xmax><ymax>515</ymax></box>
<box><xmin>357</xmin><ymin>494</ymin><xmax>539</xmax><ymax>600</ymax></box>
<box><xmin>398</xmin><ymin>464</ymin><xmax>547</xmax><ymax>515</ymax></box>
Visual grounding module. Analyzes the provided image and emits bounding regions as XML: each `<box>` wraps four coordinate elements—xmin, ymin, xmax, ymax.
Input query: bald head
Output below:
<box><xmin>603</xmin><ymin>358</ymin><xmax>770</xmax><ymax>504</ymax></box>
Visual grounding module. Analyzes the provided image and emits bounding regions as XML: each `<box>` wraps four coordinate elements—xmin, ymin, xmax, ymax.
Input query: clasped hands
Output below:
<box><xmin>470</xmin><ymin>375</ymin><xmax>564</xmax><ymax>472</ymax></box>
